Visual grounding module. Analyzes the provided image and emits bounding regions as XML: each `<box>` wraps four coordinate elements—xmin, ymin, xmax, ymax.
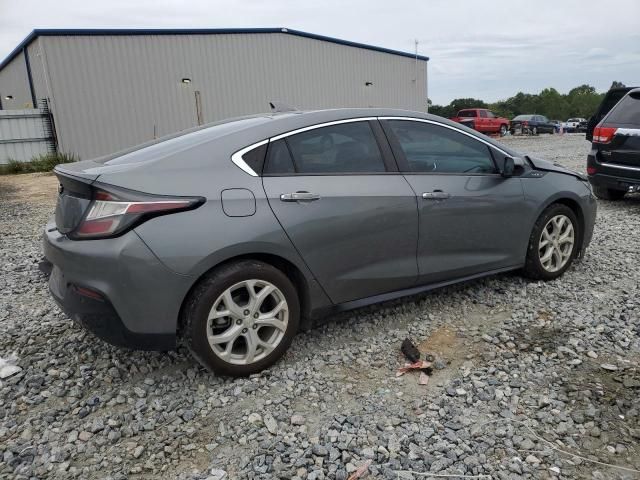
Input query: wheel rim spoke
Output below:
<box><xmin>208</xmin><ymin>324</ymin><xmax>243</xmax><ymax>346</ymax></box>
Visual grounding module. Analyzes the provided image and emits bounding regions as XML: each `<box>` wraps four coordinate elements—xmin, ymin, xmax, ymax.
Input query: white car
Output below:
<box><xmin>565</xmin><ymin>118</ymin><xmax>586</xmax><ymax>132</ymax></box>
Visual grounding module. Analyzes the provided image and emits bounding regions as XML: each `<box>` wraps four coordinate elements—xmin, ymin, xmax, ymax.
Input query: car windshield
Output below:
<box><xmin>458</xmin><ymin>111</ymin><xmax>476</xmax><ymax>117</ymax></box>
<box><xmin>513</xmin><ymin>115</ymin><xmax>533</xmax><ymax>121</ymax></box>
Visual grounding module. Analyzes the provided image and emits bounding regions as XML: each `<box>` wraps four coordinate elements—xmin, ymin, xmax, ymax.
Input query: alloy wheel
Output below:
<box><xmin>538</xmin><ymin>214</ymin><xmax>575</xmax><ymax>272</ymax></box>
<box><xmin>206</xmin><ymin>279</ymin><xmax>289</xmax><ymax>365</ymax></box>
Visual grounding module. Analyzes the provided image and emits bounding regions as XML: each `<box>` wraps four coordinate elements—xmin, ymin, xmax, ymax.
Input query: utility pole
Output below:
<box><xmin>414</xmin><ymin>39</ymin><xmax>420</xmax><ymax>111</ymax></box>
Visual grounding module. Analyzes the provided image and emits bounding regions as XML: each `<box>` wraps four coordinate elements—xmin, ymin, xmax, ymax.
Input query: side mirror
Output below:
<box><xmin>501</xmin><ymin>157</ymin><xmax>515</xmax><ymax>177</ymax></box>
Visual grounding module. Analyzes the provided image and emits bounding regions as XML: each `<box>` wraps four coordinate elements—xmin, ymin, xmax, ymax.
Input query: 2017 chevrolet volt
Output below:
<box><xmin>44</xmin><ymin>109</ymin><xmax>596</xmax><ymax>376</ymax></box>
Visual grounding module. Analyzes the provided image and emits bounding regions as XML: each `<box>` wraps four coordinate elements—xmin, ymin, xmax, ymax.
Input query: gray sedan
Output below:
<box><xmin>44</xmin><ymin>109</ymin><xmax>596</xmax><ymax>376</ymax></box>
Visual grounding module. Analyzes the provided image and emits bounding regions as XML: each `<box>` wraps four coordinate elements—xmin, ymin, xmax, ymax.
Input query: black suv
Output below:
<box><xmin>587</xmin><ymin>88</ymin><xmax>640</xmax><ymax>200</ymax></box>
<box><xmin>586</xmin><ymin>87</ymin><xmax>637</xmax><ymax>141</ymax></box>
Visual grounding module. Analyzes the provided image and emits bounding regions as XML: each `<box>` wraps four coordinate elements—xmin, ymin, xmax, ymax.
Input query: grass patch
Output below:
<box><xmin>0</xmin><ymin>152</ymin><xmax>78</xmax><ymax>175</ymax></box>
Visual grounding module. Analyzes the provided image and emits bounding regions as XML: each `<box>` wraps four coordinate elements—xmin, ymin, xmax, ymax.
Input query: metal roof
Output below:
<box><xmin>0</xmin><ymin>27</ymin><xmax>429</xmax><ymax>71</ymax></box>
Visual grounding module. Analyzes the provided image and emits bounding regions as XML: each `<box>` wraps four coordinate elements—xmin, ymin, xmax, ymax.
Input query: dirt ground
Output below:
<box><xmin>0</xmin><ymin>172</ymin><xmax>58</xmax><ymax>205</ymax></box>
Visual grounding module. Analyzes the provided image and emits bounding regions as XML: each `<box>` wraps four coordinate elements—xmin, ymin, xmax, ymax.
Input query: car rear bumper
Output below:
<box><xmin>43</xmin><ymin>221</ymin><xmax>194</xmax><ymax>351</ymax></box>
<box><xmin>587</xmin><ymin>149</ymin><xmax>640</xmax><ymax>191</ymax></box>
<box><xmin>588</xmin><ymin>172</ymin><xmax>640</xmax><ymax>191</ymax></box>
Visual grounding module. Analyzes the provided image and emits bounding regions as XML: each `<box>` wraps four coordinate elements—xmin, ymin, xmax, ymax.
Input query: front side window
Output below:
<box><xmin>386</xmin><ymin>120</ymin><xmax>496</xmax><ymax>174</ymax></box>
<box><xmin>486</xmin><ymin>111</ymin><xmax>496</xmax><ymax>118</ymax></box>
<box><xmin>285</xmin><ymin>121</ymin><xmax>386</xmax><ymax>174</ymax></box>
<box><xmin>479</xmin><ymin>110</ymin><xmax>488</xmax><ymax>118</ymax></box>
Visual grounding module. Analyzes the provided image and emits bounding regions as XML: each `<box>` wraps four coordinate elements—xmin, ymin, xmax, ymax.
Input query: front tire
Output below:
<box><xmin>182</xmin><ymin>260</ymin><xmax>300</xmax><ymax>376</ymax></box>
<box><xmin>523</xmin><ymin>204</ymin><xmax>579</xmax><ymax>280</ymax></box>
<box><xmin>499</xmin><ymin>124</ymin><xmax>508</xmax><ymax>136</ymax></box>
<box><xmin>593</xmin><ymin>186</ymin><xmax>626</xmax><ymax>201</ymax></box>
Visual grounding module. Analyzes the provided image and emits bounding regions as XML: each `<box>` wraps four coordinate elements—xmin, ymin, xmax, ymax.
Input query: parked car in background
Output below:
<box><xmin>44</xmin><ymin>108</ymin><xmax>596</xmax><ymax>376</ymax></box>
<box><xmin>587</xmin><ymin>88</ymin><xmax>640</xmax><ymax>200</ymax></box>
<box><xmin>578</xmin><ymin>119</ymin><xmax>588</xmax><ymax>133</ymax></box>
<box><xmin>586</xmin><ymin>86</ymin><xmax>638</xmax><ymax>141</ymax></box>
<box><xmin>450</xmin><ymin>108</ymin><xmax>510</xmax><ymax>136</ymax></box>
<box><xmin>510</xmin><ymin>115</ymin><xmax>556</xmax><ymax>135</ymax></box>
<box><xmin>565</xmin><ymin>118</ymin><xmax>587</xmax><ymax>133</ymax></box>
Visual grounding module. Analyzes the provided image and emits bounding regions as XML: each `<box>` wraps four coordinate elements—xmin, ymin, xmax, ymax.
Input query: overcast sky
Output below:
<box><xmin>1</xmin><ymin>0</ymin><xmax>639</xmax><ymax>105</ymax></box>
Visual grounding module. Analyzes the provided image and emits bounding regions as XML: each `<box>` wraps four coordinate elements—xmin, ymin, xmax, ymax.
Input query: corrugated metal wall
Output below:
<box><xmin>5</xmin><ymin>32</ymin><xmax>427</xmax><ymax>160</ymax></box>
<box><xmin>0</xmin><ymin>54</ymin><xmax>34</xmax><ymax>109</ymax></box>
<box><xmin>0</xmin><ymin>109</ymin><xmax>54</xmax><ymax>163</ymax></box>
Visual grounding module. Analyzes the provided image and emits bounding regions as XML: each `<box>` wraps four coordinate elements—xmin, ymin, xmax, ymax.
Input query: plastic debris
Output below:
<box><xmin>398</xmin><ymin>339</ymin><xmax>437</xmax><ymax>385</ymax></box>
<box><xmin>401</xmin><ymin>338</ymin><xmax>421</xmax><ymax>363</ymax></box>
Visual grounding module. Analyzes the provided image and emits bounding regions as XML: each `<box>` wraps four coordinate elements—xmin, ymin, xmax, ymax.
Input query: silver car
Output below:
<box><xmin>44</xmin><ymin>109</ymin><xmax>596</xmax><ymax>376</ymax></box>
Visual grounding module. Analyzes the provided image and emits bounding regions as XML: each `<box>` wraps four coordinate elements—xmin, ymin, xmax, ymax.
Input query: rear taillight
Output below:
<box><xmin>593</xmin><ymin>125</ymin><xmax>617</xmax><ymax>144</ymax></box>
<box><xmin>586</xmin><ymin>166</ymin><xmax>597</xmax><ymax>175</ymax></box>
<box><xmin>72</xmin><ymin>185</ymin><xmax>204</xmax><ymax>239</ymax></box>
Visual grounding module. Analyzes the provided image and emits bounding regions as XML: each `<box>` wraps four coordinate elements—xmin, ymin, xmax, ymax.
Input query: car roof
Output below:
<box><xmin>90</xmin><ymin>107</ymin><xmax>520</xmax><ymax>167</ymax></box>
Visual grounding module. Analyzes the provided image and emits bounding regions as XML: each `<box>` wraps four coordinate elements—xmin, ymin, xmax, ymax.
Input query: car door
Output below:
<box><xmin>485</xmin><ymin>110</ymin><xmax>497</xmax><ymax>132</ymax></box>
<box><xmin>478</xmin><ymin>110</ymin><xmax>488</xmax><ymax>131</ymax></box>
<box><xmin>262</xmin><ymin>119</ymin><xmax>419</xmax><ymax>304</ymax></box>
<box><xmin>380</xmin><ymin>118</ymin><xmax>529</xmax><ymax>284</ymax></box>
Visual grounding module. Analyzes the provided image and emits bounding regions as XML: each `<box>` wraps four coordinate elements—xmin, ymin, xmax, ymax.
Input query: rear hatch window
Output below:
<box><xmin>605</xmin><ymin>92</ymin><xmax>640</xmax><ymax>125</ymax></box>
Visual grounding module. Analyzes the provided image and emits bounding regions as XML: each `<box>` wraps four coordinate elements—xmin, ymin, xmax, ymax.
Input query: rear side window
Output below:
<box><xmin>385</xmin><ymin>120</ymin><xmax>496</xmax><ymax>174</ymax></box>
<box><xmin>285</xmin><ymin>122</ymin><xmax>386</xmax><ymax>174</ymax></box>
<box><xmin>264</xmin><ymin>139</ymin><xmax>296</xmax><ymax>174</ymax></box>
<box><xmin>606</xmin><ymin>93</ymin><xmax>640</xmax><ymax>124</ymax></box>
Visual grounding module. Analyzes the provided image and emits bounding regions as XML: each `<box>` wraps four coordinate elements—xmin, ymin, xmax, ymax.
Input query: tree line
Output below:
<box><xmin>428</xmin><ymin>82</ymin><xmax>627</xmax><ymax>121</ymax></box>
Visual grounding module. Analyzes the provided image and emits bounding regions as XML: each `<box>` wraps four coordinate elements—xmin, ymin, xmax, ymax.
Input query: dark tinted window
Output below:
<box><xmin>242</xmin><ymin>143</ymin><xmax>267</xmax><ymax>174</ymax></box>
<box><xmin>479</xmin><ymin>110</ymin><xmax>488</xmax><ymax>118</ymax></box>
<box><xmin>264</xmin><ymin>139</ymin><xmax>295</xmax><ymax>174</ymax></box>
<box><xmin>606</xmin><ymin>93</ymin><xmax>640</xmax><ymax>124</ymax></box>
<box><xmin>285</xmin><ymin>122</ymin><xmax>386</xmax><ymax>174</ymax></box>
<box><xmin>386</xmin><ymin>120</ymin><xmax>496</xmax><ymax>174</ymax></box>
<box><xmin>458</xmin><ymin>110</ymin><xmax>477</xmax><ymax>117</ymax></box>
<box><xmin>599</xmin><ymin>90</ymin><xmax>630</xmax><ymax>117</ymax></box>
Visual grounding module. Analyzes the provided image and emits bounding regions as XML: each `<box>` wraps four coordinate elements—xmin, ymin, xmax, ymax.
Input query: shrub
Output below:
<box><xmin>4</xmin><ymin>158</ymin><xmax>26</xmax><ymax>174</ymax></box>
<box><xmin>0</xmin><ymin>152</ymin><xmax>78</xmax><ymax>175</ymax></box>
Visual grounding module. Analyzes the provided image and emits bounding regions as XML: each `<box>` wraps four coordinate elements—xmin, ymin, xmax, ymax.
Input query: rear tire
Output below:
<box><xmin>523</xmin><ymin>204</ymin><xmax>579</xmax><ymax>281</ymax></box>
<box><xmin>593</xmin><ymin>186</ymin><xmax>626</xmax><ymax>201</ymax></box>
<box><xmin>182</xmin><ymin>260</ymin><xmax>300</xmax><ymax>376</ymax></box>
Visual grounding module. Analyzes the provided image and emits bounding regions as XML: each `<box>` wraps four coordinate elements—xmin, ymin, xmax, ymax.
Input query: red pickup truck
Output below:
<box><xmin>450</xmin><ymin>108</ymin><xmax>510</xmax><ymax>136</ymax></box>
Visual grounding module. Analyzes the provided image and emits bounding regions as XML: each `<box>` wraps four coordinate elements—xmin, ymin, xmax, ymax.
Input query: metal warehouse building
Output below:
<box><xmin>0</xmin><ymin>28</ymin><xmax>429</xmax><ymax>160</ymax></box>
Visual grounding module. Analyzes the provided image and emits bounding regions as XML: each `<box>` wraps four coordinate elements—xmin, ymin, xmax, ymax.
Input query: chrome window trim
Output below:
<box><xmin>270</xmin><ymin>117</ymin><xmax>378</xmax><ymax>141</ymax></box>
<box><xmin>231</xmin><ymin>139</ymin><xmax>269</xmax><ymax>176</ymax></box>
<box><xmin>616</xmin><ymin>128</ymin><xmax>640</xmax><ymax>137</ymax></box>
<box><xmin>599</xmin><ymin>161</ymin><xmax>640</xmax><ymax>172</ymax></box>
<box><xmin>377</xmin><ymin>116</ymin><xmax>512</xmax><ymax>157</ymax></box>
<box><xmin>231</xmin><ymin>116</ymin><xmax>512</xmax><ymax>176</ymax></box>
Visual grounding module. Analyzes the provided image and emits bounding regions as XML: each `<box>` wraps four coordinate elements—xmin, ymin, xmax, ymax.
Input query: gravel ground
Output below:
<box><xmin>1</xmin><ymin>133</ymin><xmax>639</xmax><ymax>480</ymax></box>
